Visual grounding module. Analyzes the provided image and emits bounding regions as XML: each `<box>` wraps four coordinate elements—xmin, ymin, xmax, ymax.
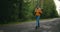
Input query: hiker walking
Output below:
<box><xmin>35</xmin><ymin>7</ymin><xmax>42</xmax><ymax>29</ymax></box>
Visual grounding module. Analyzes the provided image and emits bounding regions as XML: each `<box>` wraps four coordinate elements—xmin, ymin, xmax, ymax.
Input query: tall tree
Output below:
<box><xmin>40</xmin><ymin>0</ymin><xmax>58</xmax><ymax>18</ymax></box>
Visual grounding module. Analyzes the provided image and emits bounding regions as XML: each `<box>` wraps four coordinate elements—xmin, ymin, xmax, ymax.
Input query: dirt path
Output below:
<box><xmin>0</xmin><ymin>18</ymin><xmax>60</xmax><ymax>32</ymax></box>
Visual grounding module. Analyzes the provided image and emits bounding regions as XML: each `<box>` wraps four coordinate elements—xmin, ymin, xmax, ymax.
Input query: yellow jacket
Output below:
<box><xmin>35</xmin><ymin>8</ymin><xmax>42</xmax><ymax>16</ymax></box>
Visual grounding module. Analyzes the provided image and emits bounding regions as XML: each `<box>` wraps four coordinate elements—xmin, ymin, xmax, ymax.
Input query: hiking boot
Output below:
<box><xmin>38</xmin><ymin>25</ymin><xmax>40</xmax><ymax>27</ymax></box>
<box><xmin>35</xmin><ymin>26</ymin><xmax>38</xmax><ymax>29</ymax></box>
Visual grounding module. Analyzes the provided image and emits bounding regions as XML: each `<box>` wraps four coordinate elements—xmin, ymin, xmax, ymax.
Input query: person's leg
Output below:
<box><xmin>38</xmin><ymin>16</ymin><xmax>40</xmax><ymax>27</ymax></box>
<box><xmin>36</xmin><ymin>16</ymin><xmax>38</xmax><ymax>29</ymax></box>
<box><xmin>36</xmin><ymin>16</ymin><xmax>40</xmax><ymax>29</ymax></box>
<box><xmin>36</xmin><ymin>16</ymin><xmax>38</xmax><ymax>27</ymax></box>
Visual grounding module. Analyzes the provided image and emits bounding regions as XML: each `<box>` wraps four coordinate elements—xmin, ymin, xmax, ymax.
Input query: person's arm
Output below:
<box><xmin>40</xmin><ymin>9</ymin><xmax>42</xmax><ymax>14</ymax></box>
<box><xmin>39</xmin><ymin>8</ymin><xmax>42</xmax><ymax>14</ymax></box>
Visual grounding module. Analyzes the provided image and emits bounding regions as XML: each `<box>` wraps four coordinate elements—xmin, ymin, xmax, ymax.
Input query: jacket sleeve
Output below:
<box><xmin>39</xmin><ymin>8</ymin><xmax>42</xmax><ymax>14</ymax></box>
<box><xmin>40</xmin><ymin>10</ymin><xmax>42</xmax><ymax>14</ymax></box>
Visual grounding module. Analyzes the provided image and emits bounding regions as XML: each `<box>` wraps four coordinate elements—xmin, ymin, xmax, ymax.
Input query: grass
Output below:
<box><xmin>0</xmin><ymin>18</ymin><xmax>53</xmax><ymax>26</ymax></box>
<box><xmin>0</xmin><ymin>20</ymin><xmax>35</xmax><ymax>26</ymax></box>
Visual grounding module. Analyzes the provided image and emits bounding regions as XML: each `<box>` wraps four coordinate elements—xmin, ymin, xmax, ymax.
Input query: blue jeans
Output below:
<box><xmin>36</xmin><ymin>16</ymin><xmax>40</xmax><ymax>27</ymax></box>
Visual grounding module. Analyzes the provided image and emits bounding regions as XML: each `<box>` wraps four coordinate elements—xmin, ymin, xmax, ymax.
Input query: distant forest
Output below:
<box><xmin>0</xmin><ymin>0</ymin><xmax>59</xmax><ymax>24</ymax></box>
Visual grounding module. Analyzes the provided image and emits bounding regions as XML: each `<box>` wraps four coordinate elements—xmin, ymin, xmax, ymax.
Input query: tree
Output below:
<box><xmin>0</xmin><ymin>0</ymin><xmax>59</xmax><ymax>24</ymax></box>
<box><xmin>40</xmin><ymin>0</ymin><xmax>59</xmax><ymax>18</ymax></box>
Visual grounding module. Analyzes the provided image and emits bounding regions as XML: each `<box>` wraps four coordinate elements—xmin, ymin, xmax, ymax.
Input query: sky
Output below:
<box><xmin>54</xmin><ymin>0</ymin><xmax>60</xmax><ymax>15</ymax></box>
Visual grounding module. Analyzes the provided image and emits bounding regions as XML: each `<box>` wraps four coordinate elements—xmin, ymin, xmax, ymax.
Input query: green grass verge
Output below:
<box><xmin>0</xmin><ymin>18</ymin><xmax>53</xmax><ymax>26</ymax></box>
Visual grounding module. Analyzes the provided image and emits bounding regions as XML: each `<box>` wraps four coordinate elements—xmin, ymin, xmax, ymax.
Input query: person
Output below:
<box><xmin>35</xmin><ymin>7</ymin><xmax>42</xmax><ymax>29</ymax></box>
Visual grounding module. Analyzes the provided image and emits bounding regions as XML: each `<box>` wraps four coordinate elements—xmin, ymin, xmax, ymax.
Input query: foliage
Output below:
<box><xmin>0</xmin><ymin>0</ymin><xmax>59</xmax><ymax>24</ymax></box>
<box><xmin>40</xmin><ymin>0</ymin><xmax>59</xmax><ymax>18</ymax></box>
